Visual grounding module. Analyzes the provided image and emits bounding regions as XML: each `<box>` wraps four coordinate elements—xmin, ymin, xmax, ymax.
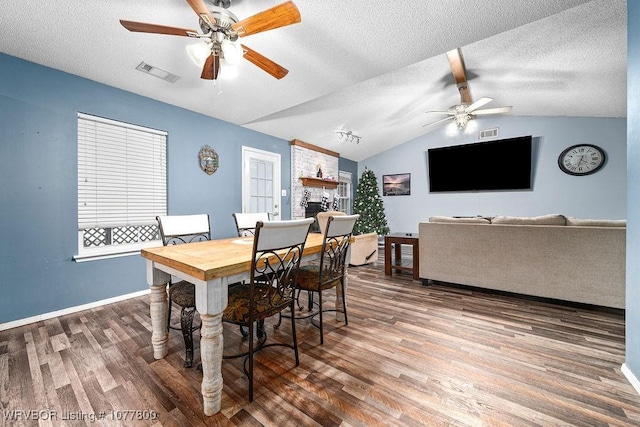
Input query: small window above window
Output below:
<box><xmin>338</xmin><ymin>171</ymin><xmax>352</xmax><ymax>215</ymax></box>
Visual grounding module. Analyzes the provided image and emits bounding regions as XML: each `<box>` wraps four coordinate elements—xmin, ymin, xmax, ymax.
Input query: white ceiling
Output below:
<box><xmin>0</xmin><ymin>0</ymin><xmax>627</xmax><ymax>161</ymax></box>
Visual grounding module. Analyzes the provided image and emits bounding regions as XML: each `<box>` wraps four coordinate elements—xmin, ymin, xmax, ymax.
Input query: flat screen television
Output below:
<box><xmin>428</xmin><ymin>135</ymin><xmax>532</xmax><ymax>192</ymax></box>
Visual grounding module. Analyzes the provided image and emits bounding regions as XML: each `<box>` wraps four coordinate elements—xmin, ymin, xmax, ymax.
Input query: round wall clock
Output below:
<box><xmin>558</xmin><ymin>144</ymin><xmax>606</xmax><ymax>176</ymax></box>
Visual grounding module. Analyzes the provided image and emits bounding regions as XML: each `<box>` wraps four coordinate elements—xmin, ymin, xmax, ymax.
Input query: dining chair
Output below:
<box><xmin>316</xmin><ymin>210</ymin><xmax>346</xmax><ymax>234</ymax></box>
<box><xmin>231</xmin><ymin>211</ymin><xmax>271</xmax><ymax>338</ymax></box>
<box><xmin>156</xmin><ymin>214</ymin><xmax>211</xmax><ymax>368</ymax></box>
<box><xmin>285</xmin><ymin>214</ymin><xmax>359</xmax><ymax>344</ymax></box>
<box><xmin>222</xmin><ymin>217</ymin><xmax>313</xmax><ymax>402</ymax></box>
<box><xmin>232</xmin><ymin>212</ymin><xmax>270</xmax><ymax>236</ymax></box>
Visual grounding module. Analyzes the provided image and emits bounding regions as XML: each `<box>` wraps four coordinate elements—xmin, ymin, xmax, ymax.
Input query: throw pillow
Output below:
<box><xmin>491</xmin><ymin>214</ymin><xmax>566</xmax><ymax>226</ymax></box>
<box><xmin>565</xmin><ymin>217</ymin><xmax>626</xmax><ymax>227</ymax></box>
<box><xmin>429</xmin><ymin>216</ymin><xmax>491</xmax><ymax>224</ymax></box>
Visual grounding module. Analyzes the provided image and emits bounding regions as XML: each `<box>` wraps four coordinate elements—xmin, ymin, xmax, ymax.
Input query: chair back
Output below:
<box><xmin>319</xmin><ymin>214</ymin><xmax>359</xmax><ymax>286</ymax></box>
<box><xmin>157</xmin><ymin>214</ymin><xmax>211</xmax><ymax>246</ymax></box>
<box><xmin>233</xmin><ymin>212</ymin><xmax>270</xmax><ymax>236</ymax></box>
<box><xmin>248</xmin><ymin>218</ymin><xmax>314</xmax><ymax>319</ymax></box>
<box><xmin>316</xmin><ymin>210</ymin><xmax>346</xmax><ymax>234</ymax></box>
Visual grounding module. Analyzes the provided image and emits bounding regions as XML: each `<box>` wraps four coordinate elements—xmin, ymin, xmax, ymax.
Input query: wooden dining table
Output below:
<box><xmin>140</xmin><ymin>232</ymin><xmax>346</xmax><ymax>416</ymax></box>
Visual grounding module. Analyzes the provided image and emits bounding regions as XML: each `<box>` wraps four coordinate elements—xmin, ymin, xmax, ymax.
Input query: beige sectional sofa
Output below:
<box><xmin>418</xmin><ymin>214</ymin><xmax>626</xmax><ymax>309</ymax></box>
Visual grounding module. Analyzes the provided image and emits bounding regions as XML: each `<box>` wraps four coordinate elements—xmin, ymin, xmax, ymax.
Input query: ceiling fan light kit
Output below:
<box><xmin>221</xmin><ymin>39</ymin><xmax>243</xmax><ymax>64</ymax></box>
<box><xmin>120</xmin><ymin>0</ymin><xmax>301</xmax><ymax>82</ymax></box>
<box><xmin>453</xmin><ymin>113</ymin><xmax>472</xmax><ymax>129</ymax></box>
<box><xmin>186</xmin><ymin>41</ymin><xmax>213</xmax><ymax>67</ymax></box>
<box><xmin>423</xmin><ymin>48</ymin><xmax>512</xmax><ymax>130</ymax></box>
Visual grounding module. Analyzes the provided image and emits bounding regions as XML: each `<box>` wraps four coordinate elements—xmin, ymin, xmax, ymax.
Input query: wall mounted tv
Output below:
<box><xmin>428</xmin><ymin>135</ymin><xmax>532</xmax><ymax>192</ymax></box>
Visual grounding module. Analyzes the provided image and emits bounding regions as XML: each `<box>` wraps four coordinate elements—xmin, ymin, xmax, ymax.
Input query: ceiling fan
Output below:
<box><xmin>119</xmin><ymin>0</ymin><xmax>301</xmax><ymax>81</ymax></box>
<box><xmin>424</xmin><ymin>48</ymin><xmax>512</xmax><ymax>128</ymax></box>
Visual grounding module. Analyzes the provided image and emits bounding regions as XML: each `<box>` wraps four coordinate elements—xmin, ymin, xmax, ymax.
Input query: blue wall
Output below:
<box><xmin>0</xmin><ymin>53</ymin><xmax>295</xmax><ymax>324</ymax></box>
<box><xmin>359</xmin><ymin>115</ymin><xmax>627</xmax><ymax>233</ymax></box>
<box><xmin>626</xmin><ymin>1</ymin><xmax>640</xmax><ymax>387</ymax></box>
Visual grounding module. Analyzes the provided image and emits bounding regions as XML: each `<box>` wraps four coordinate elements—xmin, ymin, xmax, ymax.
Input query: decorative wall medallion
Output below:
<box><xmin>199</xmin><ymin>145</ymin><xmax>219</xmax><ymax>175</ymax></box>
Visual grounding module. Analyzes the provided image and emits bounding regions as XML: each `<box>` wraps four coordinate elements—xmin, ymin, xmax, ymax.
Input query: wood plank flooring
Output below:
<box><xmin>1</xmin><ymin>252</ymin><xmax>640</xmax><ymax>426</ymax></box>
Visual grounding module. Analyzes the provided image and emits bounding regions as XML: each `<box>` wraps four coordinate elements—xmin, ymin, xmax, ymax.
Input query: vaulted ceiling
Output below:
<box><xmin>0</xmin><ymin>0</ymin><xmax>626</xmax><ymax>161</ymax></box>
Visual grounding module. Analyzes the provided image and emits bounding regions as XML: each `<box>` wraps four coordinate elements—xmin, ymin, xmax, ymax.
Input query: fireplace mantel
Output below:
<box><xmin>300</xmin><ymin>177</ymin><xmax>338</xmax><ymax>189</ymax></box>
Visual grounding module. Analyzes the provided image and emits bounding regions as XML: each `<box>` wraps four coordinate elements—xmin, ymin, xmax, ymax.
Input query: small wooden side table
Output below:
<box><xmin>384</xmin><ymin>233</ymin><xmax>419</xmax><ymax>280</ymax></box>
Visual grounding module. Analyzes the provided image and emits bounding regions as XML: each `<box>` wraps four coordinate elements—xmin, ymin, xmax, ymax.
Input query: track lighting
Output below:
<box><xmin>336</xmin><ymin>130</ymin><xmax>361</xmax><ymax>144</ymax></box>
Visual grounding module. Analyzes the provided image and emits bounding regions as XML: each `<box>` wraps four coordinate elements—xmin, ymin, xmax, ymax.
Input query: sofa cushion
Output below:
<box><xmin>566</xmin><ymin>217</ymin><xmax>626</xmax><ymax>227</ymax></box>
<box><xmin>429</xmin><ymin>216</ymin><xmax>491</xmax><ymax>224</ymax></box>
<box><xmin>491</xmin><ymin>214</ymin><xmax>566</xmax><ymax>226</ymax></box>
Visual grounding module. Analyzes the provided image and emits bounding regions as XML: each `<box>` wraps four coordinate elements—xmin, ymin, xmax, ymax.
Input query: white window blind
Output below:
<box><xmin>76</xmin><ymin>113</ymin><xmax>167</xmax><ymax>261</ymax></box>
<box><xmin>78</xmin><ymin>113</ymin><xmax>167</xmax><ymax>228</ymax></box>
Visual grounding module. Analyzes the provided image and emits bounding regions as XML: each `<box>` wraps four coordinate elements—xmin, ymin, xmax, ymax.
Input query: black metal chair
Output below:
<box><xmin>222</xmin><ymin>217</ymin><xmax>313</xmax><ymax>402</ymax></box>
<box><xmin>232</xmin><ymin>212</ymin><xmax>270</xmax><ymax>237</ymax></box>
<box><xmin>156</xmin><ymin>214</ymin><xmax>211</xmax><ymax>368</ymax></box>
<box><xmin>231</xmin><ymin>212</ymin><xmax>271</xmax><ymax>338</ymax></box>
<box><xmin>285</xmin><ymin>214</ymin><xmax>358</xmax><ymax>344</ymax></box>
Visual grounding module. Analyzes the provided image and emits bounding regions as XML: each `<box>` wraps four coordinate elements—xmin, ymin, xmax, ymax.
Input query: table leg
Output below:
<box><xmin>394</xmin><ymin>242</ymin><xmax>402</xmax><ymax>272</ymax></box>
<box><xmin>149</xmin><ymin>284</ymin><xmax>169</xmax><ymax>359</ymax></box>
<box><xmin>200</xmin><ymin>313</ymin><xmax>224</xmax><ymax>416</ymax></box>
<box><xmin>384</xmin><ymin>239</ymin><xmax>391</xmax><ymax>276</ymax></box>
<box><xmin>147</xmin><ymin>261</ymin><xmax>170</xmax><ymax>359</ymax></box>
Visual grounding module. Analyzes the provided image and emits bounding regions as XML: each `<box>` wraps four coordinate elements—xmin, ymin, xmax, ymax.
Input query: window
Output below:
<box><xmin>338</xmin><ymin>171</ymin><xmax>352</xmax><ymax>214</ymax></box>
<box><xmin>75</xmin><ymin>113</ymin><xmax>167</xmax><ymax>261</ymax></box>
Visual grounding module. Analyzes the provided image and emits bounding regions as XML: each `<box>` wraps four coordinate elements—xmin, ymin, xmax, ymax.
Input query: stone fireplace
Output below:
<box><xmin>304</xmin><ymin>202</ymin><xmax>323</xmax><ymax>233</ymax></box>
<box><xmin>290</xmin><ymin>139</ymin><xmax>340</xmax><ymax>221</ymax></box>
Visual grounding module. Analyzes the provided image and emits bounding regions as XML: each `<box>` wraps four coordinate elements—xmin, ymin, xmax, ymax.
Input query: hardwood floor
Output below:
<box><xmin>2</xmin><ymin>252</ymin><xmax>640</xmax><ymax>426</ymax></box>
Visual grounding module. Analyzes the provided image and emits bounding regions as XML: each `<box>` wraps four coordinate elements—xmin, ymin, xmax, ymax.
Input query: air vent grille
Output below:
<box><xmin>479</xmin><ymin>128</ymin><xmax>499</xmax><ymax>139</ymax></box>
<box><xmin>135</xmin><ymin>62</ymin><xmax>180</xmax><ymax>83</ymax></box>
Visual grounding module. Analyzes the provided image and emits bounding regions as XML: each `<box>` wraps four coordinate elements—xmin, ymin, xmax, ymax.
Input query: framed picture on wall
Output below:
<box><xmin>383</xmin><ymin>173</ymin><xmax>411</xmax><ymax>196</ymax></box>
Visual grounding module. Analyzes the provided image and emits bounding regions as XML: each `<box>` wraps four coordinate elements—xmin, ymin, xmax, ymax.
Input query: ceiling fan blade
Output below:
<box><xmin>185</xmin><ymin>0</ymin><xmax>219</xmax><ymax>31</ymax></box>
<box><xmin>425</xmin><ymin>110</ymin><xmax>453</xmax><ymax>115</ymax></box>
<box><xmin>241</xmin><ymin>45</ymin><xmax>288</xmax><ymax>79</ymax></box>
<box><xmin>472</xmin><ymin>106</ymin><xmax>513</xmax><ymax>115</ymax></box>
<box><xmin>201</xmin><ymin>54</ymin><xmax>220</xmax><ymax>80</ymax></box>
<box><xmin>120</xmin><ymin>20</ymin><xmax>200</xmax><ymax>37</ymax></box>
<box><xmin>446</xmin><ymin>47</ymin><xmax>472</xmax><ymax>104</ymax></box>
<box><xmin>465</xmin><ymin>97</ymin><xmax>493</xmax><ymax>112</ymax></box>
<box><xmin>422</xmin><ymin>116</ymin><xmax>453</xmax><ymax>128</ymax></box>
<box><xmin>232</xmin><ymin>1</ymin><xmax>301</xmax><ymax>37</ymax></box>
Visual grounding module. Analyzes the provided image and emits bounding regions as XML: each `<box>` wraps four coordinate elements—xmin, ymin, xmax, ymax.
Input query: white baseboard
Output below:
<box><xmin>0</xmin><ymin>289</ymin><xmax>151</xmax><ymax>332</ymax></box>
<box><xmin>622</xmin><ymin>363</ymin><xmax>640</xmax><ymax>396</ymax></box>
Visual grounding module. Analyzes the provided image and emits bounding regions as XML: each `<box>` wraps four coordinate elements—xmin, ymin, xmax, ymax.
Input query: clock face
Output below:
<box><xmin>558</xmin><ymin>144</ymin><xmax>606</xmax><ymax>176</ymax></box>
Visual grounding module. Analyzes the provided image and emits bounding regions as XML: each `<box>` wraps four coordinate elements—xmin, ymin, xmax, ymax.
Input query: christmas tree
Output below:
<box><xmin>353</xmin><ymin>168</ymin><xmax>390</xmax><ymax>236</ymax></box>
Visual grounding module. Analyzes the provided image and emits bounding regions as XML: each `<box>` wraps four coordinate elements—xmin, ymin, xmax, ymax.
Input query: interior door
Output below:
<box><xmin>242</xmin><ymin>146</ymin><xmax>282</xmax><ymax>219</ymax></box>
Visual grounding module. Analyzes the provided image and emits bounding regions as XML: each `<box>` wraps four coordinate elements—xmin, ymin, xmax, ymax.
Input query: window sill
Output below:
<box><xmin>74</xmin><ymin>240</ymin><xmax>162</xmax><ymax>263</ymax></box>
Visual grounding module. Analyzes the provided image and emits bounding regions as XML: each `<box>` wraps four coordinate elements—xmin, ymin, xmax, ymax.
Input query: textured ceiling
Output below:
<box><xmin>0</xmin><ymin>0</ymin><xmax>627</xmax><ymax>161</ymax></box>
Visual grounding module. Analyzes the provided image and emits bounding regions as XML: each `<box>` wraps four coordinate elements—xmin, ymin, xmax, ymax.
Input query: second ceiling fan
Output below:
<box><xmin>424</xmin><ymin>48</ymin><xmax>512</xmax><ymax>129</ymax></box>
<box><xmin>120</xmin><ymin>0</ymin><xmax>301</xmax><ymax>81</ymax></box>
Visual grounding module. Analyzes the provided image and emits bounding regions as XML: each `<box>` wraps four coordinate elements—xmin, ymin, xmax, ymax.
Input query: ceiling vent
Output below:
<box><xmin>135</xmin><ymin>62</ymin><xmax>180</xmax><ymax>83</ymax></box>
<box><xmin>479</xmin><ymin>127</ymin><xmax>499</xmax><ymax>139</ymax></box>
